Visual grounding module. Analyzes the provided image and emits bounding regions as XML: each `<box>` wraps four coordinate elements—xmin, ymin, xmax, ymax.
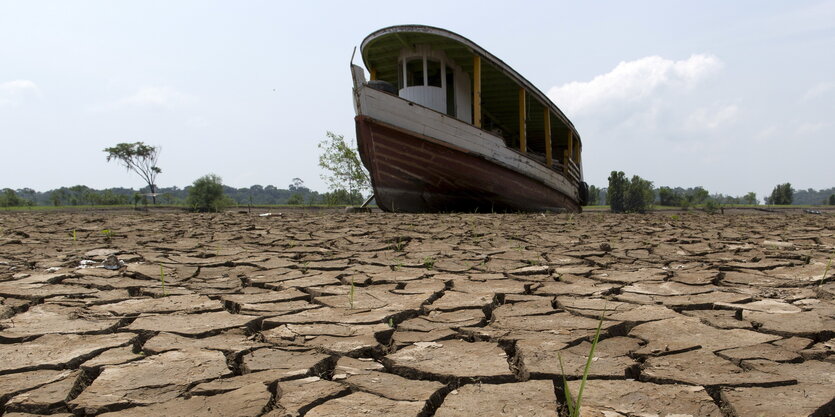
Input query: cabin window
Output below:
<box><xmin>426</xmin><ymin>59</ymin><xmax>442</xmax><ymax>87</ymax></box>
<box><xmin>406</xmin><ymin>58</ymin><xmax>424</xmax><ymax>87</ymax></box>
<box><xmin>445</xmin><ymin>66</ymin><xmax>456</xmax><ymax>117</ymax></box>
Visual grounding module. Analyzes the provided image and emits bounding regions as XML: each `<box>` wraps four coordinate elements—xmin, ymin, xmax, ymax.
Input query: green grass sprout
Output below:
<box><xmin>558</xmin><ymin>308</ymin><xmax>606</xmax><ymax>417</ymax></box>
<box><xmin>159</xmin><ymin>265</ymin><xmax>167</xmax><ymax>297</ymax></box>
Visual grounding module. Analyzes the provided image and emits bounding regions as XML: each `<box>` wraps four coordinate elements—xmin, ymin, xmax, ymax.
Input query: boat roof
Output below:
<box><xmin>360</xmin><ymin>25</ymin><xmax>580</xmax><ymax>146</ymax></box>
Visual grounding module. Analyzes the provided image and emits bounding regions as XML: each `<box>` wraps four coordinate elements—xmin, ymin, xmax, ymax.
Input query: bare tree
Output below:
<box><xmin>104</xmin><ymin>142</ymin><xmax>162</xmax><ymax>204</ymax></box>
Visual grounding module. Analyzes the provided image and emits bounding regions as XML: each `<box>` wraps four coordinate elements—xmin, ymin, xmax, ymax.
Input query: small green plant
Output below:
<box><xmin>558</xmin><ymin>309</ymin><xmax>606</xmax><ymax>417</ymax></box>
<box><xmin>388</xmin><ymin>317</ymin><xmax>395</xmax><ymax>328</ymax></box>
<box><xmin>348</xmin><ymin>276</ymin><xmax>356</xmax><ymax>309</ymax></box>
<box><xmin>301</xmin><ymin>261</ymin><xmax>310</xmax><ymax>274</ymax></box>
<box><xmin>393</xmin><ymin>237</ymin><xmax>405</xmax><ymax>252</ymax></box>
<box><xmin>100</xmin><ymin>229</ymin><xmax>113</xmax><ymax>242</ymax></box>
<box><xmin>821</xmin><ymin>253</ymin><xmax>833</xmax><ymax>287</ymax></box>
<box><xmin>670</xmin><ymin>214</ymin><xmax>680</xmax><ymax>221</ymax></box>
<box><xmin>71</xmin><ymin>229</ymin><xmax>77</xmax><ymax>241</ymax></box>
<box><xmin>159</xmin><ymin>265</ymin><xmax>167</xmax><ymax>297</ymax></box>
<box><xmin>422</xmin><ymin>257</ymin><xmax>435</xmax><ymax>270</ymax></box>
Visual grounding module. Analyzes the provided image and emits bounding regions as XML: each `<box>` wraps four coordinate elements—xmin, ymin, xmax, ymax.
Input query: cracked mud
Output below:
<box><xmin>0</xmin><ymin>209</ymin><xmax>833</xmax><ymax>416</ymax></box>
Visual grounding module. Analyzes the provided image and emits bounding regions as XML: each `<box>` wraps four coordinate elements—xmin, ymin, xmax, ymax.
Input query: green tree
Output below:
<box><xmin>318</xmin><ymin>132</ymin><xmax>371</xmax><ymax>205</ymax></box>
<box><xmin>658</xmin><ymin>186</ymin><xmax>681</xmax><ymax>207</ymax></box>
<box><xmin>287</xmin><ymin>193</ymin><xmax>304</xmax><ymax>205</ymax></box>
<box><xmin>0</xmin><ymin>189</ymin><xmax>31</xmax><ymax>207</ymax></box>
<box><xmin>323</xmin><ymin>189</ymin><xmax>363</xmax><ymax>206</ymax></box>
<box><xmin>687</xmin><ymin>186</ymin><xmax>709</xmax><ymax>205</ymax></box>
<box><xmin>104</xmin><ymin>142</ymin><xmax>162</xmax><ymax>204</ymax></box>
<box><xmin>607</xmin><ymin>171</ymin><xmax>627</xmax><ymax>213</ymax></box>
<box><xmin>624</xmin><ymin>175</ymin><xmax>654</xmax><ymax>213</ymax></box>
<box><xmin>742</xmin><ymin>192</ymin><xmax>758</xmax><ymax>205</ymax></box>
<box><xmin>187</xmin><ymin>174</ymin><xmax>231</xmax><ymax>212</ymax></box>
<box><xmin>767</xmin><ymin>183</ymin><xmax>794</xmax><ymax>205</ymax></box>
<box><xmin>829</xmin><ymin>194</ymin><xmax>835</xmax><ymax>205</ymax></box>
<box><xmin>587</xmin><ymin>185</ymin><xmax>599</xmax><ymax>206</ymax></box>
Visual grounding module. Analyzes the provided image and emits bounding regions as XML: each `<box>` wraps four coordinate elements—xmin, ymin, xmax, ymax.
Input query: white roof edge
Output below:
<box><xmin>360</xmin><ymin>24</ymin><xmax>580</xmax><ymax>143</ymax></box>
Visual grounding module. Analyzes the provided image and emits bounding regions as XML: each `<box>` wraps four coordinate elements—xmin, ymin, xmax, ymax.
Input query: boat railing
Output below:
<box><xmin>565</xmin><ymin>159</ymin><xmax>581</xmax><ymax>184</ymax></box>
<box><xmin>527</xmin><ymin>151</ymin><xmax>581</xmax><ymax>184</ymax></box>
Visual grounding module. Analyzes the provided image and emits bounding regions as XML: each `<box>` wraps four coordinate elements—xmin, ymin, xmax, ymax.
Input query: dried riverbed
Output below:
<box><xmin>0</xmin><ymin>209</ymin><xmax>833</xmax><ymax>416</ymax></box>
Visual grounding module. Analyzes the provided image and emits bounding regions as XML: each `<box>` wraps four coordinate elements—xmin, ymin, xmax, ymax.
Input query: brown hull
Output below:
<box><xmin>355</xmin><ymin>116</ymin><xmax>580</xmax><ymax>213</ymax></box>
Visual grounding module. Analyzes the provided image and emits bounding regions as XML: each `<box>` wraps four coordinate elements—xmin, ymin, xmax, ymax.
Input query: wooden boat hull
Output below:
<box><xmin>356</xmin><ymin>115</ymin><xmax>580</xmax><ymax>213</ymax></box>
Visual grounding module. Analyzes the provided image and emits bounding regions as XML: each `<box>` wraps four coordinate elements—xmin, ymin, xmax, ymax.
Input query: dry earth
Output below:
<box><xmin>0</xmin><ymin>209</ymin><xmax>833</xmax><ymax>417</ymax></box>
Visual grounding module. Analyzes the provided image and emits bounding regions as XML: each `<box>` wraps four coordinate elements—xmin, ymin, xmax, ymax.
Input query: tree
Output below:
<box><xmin>288</xmin><ymin>178</ymin><xmax>308</xmax><ymax>192</ymax></box>
<box><xmin>323</xmin><ymin>189</ymin><xmax>363</xmax><ymax>206</ymax></box>
<box><xmin>104</xmin><ymin>142</ymin><xmax>162</xmax><ymax>204</ymax></box>
<box><xmin>587</xmin><ymin>185</ymin><xmax>599</xmax><ymax>206</ymax></box>
<box><xmin>0</xmin><ymin>189</ymin><xmax>31</xmax><ymax>207</ymax></box>
<box><xmin>687</xmin><ymin>187</ymin><xmax>709</xmax><ymax>205</ymax></box>
<box><xmin>186</xmin><ymin>174</ymin><xmax>231</xmax><ymax>212</ymax></box>
<box><xmin>658</xmin><ymin>186</ymin><xmax>681</xmax><ymax>207</ymax></box>
<box><xmin>607</xmin><ymin>171</ymin><xmax>627</xmax><ymax>213</ymax></box>
<box><xmin>742</xmin><ymin>192</ymin><xmax>758</xmax><ymax>205</ymax></box>
<box><xmin>318</xmin><ymin>132</ymin><xmax>371</xmax><ymax>205</ymax></box>
<box><xmin>767</xmin><ymin>183</ymin><xmax>793</xmax><ymax>205</ymax></box>
<box><xmin>287</xmin><ymin>193</ymin><xmax>304</xmax><ymax>205</ymax></box>
<box><xmin>829</xmin><ymin>194</ymin><xmax>835</xmax><ymax>205</ymax></box>
<box><xmin>624</xmin><ymin>175</ymin><xmax>654</xmax><ymax>213</ymax></box>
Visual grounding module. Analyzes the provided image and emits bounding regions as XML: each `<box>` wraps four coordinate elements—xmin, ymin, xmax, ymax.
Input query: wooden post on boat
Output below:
<box><xmin>370</xmin><ymin>68</ymin><xmax>377</xmax><ymax>81</ymax></box>
<box><xmin>567</xmin><ymin>130</ymin><xmax>574</xmax><ymax>163</ymax></box>
<box><xmin>544</xmin><ymin>109</ymin><xmax>552</xmax><ymax>167</ymax></box>
<box><xmin>518</xmin><ymin>88</ymin><xmax>526</xmax><ymax>153</ymax></box>
<box><xmin>473</xmin><ymin>55</ymin><xmax>482</xmax><ymax>128</ymax></box>
<box><xmin>564</xmin><ymin>130</ymin><xmax>573</xmax><ymax>175</ymax></box>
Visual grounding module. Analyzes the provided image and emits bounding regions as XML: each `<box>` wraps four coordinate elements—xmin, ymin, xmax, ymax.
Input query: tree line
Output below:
<box><xmin>1</xmin><ymin>134</ymin><xmax>370</xmax><ymax>210</ymax></box>
<box><xmin>0</xmin><ymin>182</ymin><xmax>362</xmax><ymax>208</ymax></box>
<box><xmin>586</xmin><ymin>173</ymin><xmax>835</xmax><ymax>213</ymax></box>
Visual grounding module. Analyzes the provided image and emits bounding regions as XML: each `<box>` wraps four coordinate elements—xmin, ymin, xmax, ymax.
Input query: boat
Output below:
<box><xmin>351</xmin><ymin>25</ymin><xmax>588</xmax><ymax>213</ymax></box>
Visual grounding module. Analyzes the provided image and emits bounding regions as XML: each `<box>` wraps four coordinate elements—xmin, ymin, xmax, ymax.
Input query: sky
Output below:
<box><xmin>1</xmin><ymin>1</ymin><xmax>833</xmax><ymax>200</ymax></box>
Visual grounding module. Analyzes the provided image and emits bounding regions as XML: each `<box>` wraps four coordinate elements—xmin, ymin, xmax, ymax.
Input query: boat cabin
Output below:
<box><xmin>361</xmin><ymin>26</ymin><xmax>583</xmax><ymax>183</ymax></box>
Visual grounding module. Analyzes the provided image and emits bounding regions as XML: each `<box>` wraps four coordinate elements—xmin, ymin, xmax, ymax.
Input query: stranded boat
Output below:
<box><xmin>351</xmin><ymin>25</ymin><xmax>588</xmax><ymax>213</ymax></box>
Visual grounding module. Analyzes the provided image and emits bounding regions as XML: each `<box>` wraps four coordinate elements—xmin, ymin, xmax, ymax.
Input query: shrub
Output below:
<box><xmin>703</xmin><ymin>199</ymin><xmax>720</xmax><ymax>214</ymax></box>
<box><xmin>829</xmin><ymin>194</ymin><xmax>835</xmax><ymax>205</ymax></box>
<box><xmin>187</xmin><ymin>174</ymin><xmax>232</xmax><ymax>212</ymax></box>
<box><xmin>625</xmin><ymin>175</ymin><xmax>654</xmax><ymax>213</ymax></box>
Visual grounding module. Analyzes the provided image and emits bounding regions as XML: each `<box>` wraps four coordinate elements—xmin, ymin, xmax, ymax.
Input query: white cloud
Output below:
<box><xmin>0</xmin><ymin>79</ymin><xmax>38</xmax><ymax>93</ymax></box>
<box><xmin>795</xmin><ymin>121</ymin><xmax>829</xmax><ymax>136</ymax></box>
<box><xmin>686</xmin><ymin>104</ymin><xmax>739</xmax><ymax>130</ymax></box>
<box><xmin>116</xmin><ymin>86</ymin><xmax>193</xmax><ymax>109</ymax></box>
<box><xmin>547</xmin><ymin>54</ymin><xmax>722</xmax><ymax>116</ymax></box>
<box><xmin>0</xmin><ymin>79</ymin><xmax>40</xmax><ymax>106</ymax></box>
<box><xmin>801</xmin><ymin>82</ymin><xmax>834</xmax><ymax>101</ymax></box>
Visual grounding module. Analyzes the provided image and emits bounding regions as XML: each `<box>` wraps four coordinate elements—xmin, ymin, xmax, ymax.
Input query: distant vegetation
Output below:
<box><xmin>606</xmin><ymin>171</ymin><xmax>654</xmax><ymax>213</ymax></box>
<box><xmin>0</xmin><ymin>179</ymin><xmax>353</xmax><ymax>208</ymax></box>
<box><xmin>587</xmin><ymin>177</ymin><xmax>834</xmax><ymax>211</ymax></box>
<box><xmin>187</xmin><ymin>174</ymin><xmax>232</xmax><ymax>212</ymax></box>
<box><xmin>104</xmin><ymin>142</ymin><xmax>162</xmax><ymax>204</ymax></box>
<box><xmin>764</xmin><ymin>183</ymin><xmax>794</xmax><ymax>205</ymax></box>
